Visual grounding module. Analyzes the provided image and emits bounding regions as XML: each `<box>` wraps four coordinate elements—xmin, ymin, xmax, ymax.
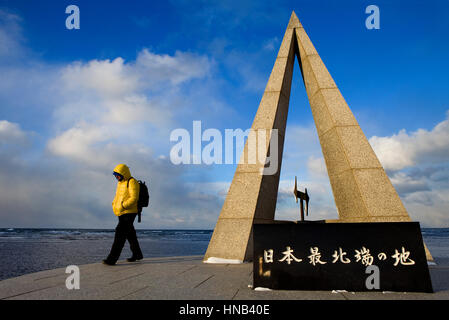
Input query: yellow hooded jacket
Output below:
<box><xmin>112</xmin><ymin>164</ymin><xmax>140</xmax><ymax>216</ymax></box>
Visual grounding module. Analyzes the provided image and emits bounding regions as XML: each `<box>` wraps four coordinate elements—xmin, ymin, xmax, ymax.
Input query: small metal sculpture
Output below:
<box><xmin>293</xmin><ymin>176</ymin><xmax>309</xmax><ymax>221</ymax></box>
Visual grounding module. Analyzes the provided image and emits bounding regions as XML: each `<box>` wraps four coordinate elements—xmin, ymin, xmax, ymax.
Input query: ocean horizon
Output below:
<box><xmin>1</xmin><ymin>227</ymin><xmax>448</xmax><ymax>281</ymax></box>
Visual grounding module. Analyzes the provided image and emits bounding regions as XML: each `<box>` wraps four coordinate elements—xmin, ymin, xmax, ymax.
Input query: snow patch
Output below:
<box><xmin>203</xmin><ymin>257</ymin><xmax>243</xmax><ymax>264</ymax></box>
<box><xmin>254</xmin><ymin>287</ymin><xmax>272</xmax><ymax>291</ymax></box>
<box><xmin>332</xmin><ymin>290</ymin><xmax>347</xmax><ymax>293</ymax></box>
<box><xmin>332</xmin><ymin>290</ymin><xmax>354</xmax><ymax>294</ymax></box>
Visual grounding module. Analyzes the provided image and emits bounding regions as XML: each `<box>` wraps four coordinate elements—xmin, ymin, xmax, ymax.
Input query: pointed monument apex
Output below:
<box><xmin>287</xmin><ymin>11</ymin><xmax>302</xmax><ymax>29</ymax></box>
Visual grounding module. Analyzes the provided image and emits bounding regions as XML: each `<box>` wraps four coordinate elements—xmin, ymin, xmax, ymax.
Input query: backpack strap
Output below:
<box><xmin>127</xmin><ymin>178</ymin><xmax>142</xmax><ymax>222</ymax></box>
<box><xmin>127</xmin><ymin>177</ymin><xmax>135</xmax><ymax>188</ymax></box>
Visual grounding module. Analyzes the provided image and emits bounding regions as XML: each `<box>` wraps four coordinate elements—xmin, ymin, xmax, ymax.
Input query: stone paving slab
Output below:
<box><xmin>0</xmin><ymin>256</ymin><xmax>447</xmax><ymax>300</ymax></box>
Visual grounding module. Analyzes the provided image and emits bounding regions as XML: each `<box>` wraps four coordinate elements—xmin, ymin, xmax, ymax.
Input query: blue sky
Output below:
<box><xmin>0</xmin><ymin>0</ymin><xmax>449</xmax><ymax>229</ymax></box>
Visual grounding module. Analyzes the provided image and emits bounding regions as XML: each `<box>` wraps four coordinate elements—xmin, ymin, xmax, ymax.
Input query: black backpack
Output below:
<box><xmin>128</xmin><ymin>178</ymin><xmax>150</xmax><ymax>223</ymax></box>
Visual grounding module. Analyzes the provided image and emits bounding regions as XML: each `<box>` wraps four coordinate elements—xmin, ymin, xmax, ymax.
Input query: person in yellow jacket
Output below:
<box><xmin>103</xmin><ymin>164</ymin><xmax>143</xmax><ymax>265</ymax></box>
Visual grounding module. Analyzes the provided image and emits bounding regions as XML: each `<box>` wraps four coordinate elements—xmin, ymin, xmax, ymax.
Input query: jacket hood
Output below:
<box><xmin>113</xmin><ymin>164</ymin><xmax>131</xmax><ymax>180</ymax></box>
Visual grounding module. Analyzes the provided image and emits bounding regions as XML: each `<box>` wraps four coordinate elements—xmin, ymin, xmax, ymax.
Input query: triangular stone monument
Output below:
<box><xmin>204</xmin><ymin>11</ymin><xmax>433</xmax><ymax>262</ymax></box>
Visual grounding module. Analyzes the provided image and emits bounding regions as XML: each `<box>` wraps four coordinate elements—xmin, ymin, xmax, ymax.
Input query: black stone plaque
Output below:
<box><xmin>253</xmin><ymin>222</ymin><xmax>433</xmax><ymax>292</ymax></box>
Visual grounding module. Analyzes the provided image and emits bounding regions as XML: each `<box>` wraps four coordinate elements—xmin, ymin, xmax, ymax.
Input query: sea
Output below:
<box><xmin>0</xmin><ymin>228</ymin><xmax>448</xmax><ymax>281</ymax></box>
<box><xmin>0</xmin><ymin>228</ymin><xmax>212</xmax><ymax>281</ymax></box>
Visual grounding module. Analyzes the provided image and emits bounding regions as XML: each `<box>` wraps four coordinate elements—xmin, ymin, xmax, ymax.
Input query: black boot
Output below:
<box><xmin>102</xmin><ymin>259</ymin><xmax>116</xmax><ymax>266</ymax></box>
<box><xmin>127</xmin><ymin>254</ymin><xmax>143</xmax><ymax>262</ymax></box>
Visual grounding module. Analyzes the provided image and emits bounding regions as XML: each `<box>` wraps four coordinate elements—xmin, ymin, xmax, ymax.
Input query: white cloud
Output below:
<box><xmin>403</xmin><ymin>189</ymin><xmax>449</xmax><ymax>227</ymax></box>
<box><xmin>61</xmin><ymin>58</ymin><xmax>138</xmax><ymax>98</ymax></box>
<box><xmin>47</xmin><ymin>122</ymin><xmax>117</xmax><ymax>167</ymax></box>
<box><xmin>136</xmin><ymin>49</ymin><xmax>212</xmax><ymax>86</ymax></box>
<box><xmin>55</xmin><ymin>51</ymin><xmax>211</xmax><ymax>129</ymax></box>
<box><xmin>366</xmin><ymin>110</ymin><xmax>449</xmax><ymax>226</ymax></box>
<box><xmin>389</xmin><ymin>171</ymin><xmax>430</xmax><ymax>196</ymax></box>
<box><xmin>370</xmin><ymin>110</ymin><xmax>449</xmax><ymax>171</ymax></box>
<box><xmin>0</xmin><ymin>120</ymin><xmax>29</xmax><ymax>146</ymax></box>
<box><xmin>307</xmin><ymin>155</ymin><xmax>327</xmax><ymax>178</ymax></box>
<box><xmin>47</xmin><ymin>48</ymin><xmax>214</xmax><ymax>169</ymax></box>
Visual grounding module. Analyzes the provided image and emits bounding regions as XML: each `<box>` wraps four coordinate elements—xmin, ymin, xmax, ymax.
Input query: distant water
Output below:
<box><xmin>0</xmin><ymin>228</ymin><xmax>448</xmax><ymax>281</ymax></box>
<box><xmin>0</xmin><ymin>228</ymin><xmax>212</xmax><ymax>281</ymax></box>
<box><xmin>420</xmin><ymin>228</ymin><xmax>449</xmax><ymax>264</ymax></box>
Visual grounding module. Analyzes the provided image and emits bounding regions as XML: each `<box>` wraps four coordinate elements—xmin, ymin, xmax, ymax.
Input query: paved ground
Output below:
<box><xmin>0</xmin><ymin>256</ymin><xmax>448</xmax><ymax>300</ymax></box>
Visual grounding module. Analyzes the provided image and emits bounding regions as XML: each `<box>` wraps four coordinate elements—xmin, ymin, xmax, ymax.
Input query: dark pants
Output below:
<box><xmin>107</xmin><ymin>213</ymin><xmax>143</xmax><ymax>263</ymax></box>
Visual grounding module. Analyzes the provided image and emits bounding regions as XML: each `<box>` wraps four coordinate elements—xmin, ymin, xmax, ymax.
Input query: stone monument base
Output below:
<box><xmin>253</xmin><ymin>222</ymin><xmax>433</xmax><ymax>292</ymax></box>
